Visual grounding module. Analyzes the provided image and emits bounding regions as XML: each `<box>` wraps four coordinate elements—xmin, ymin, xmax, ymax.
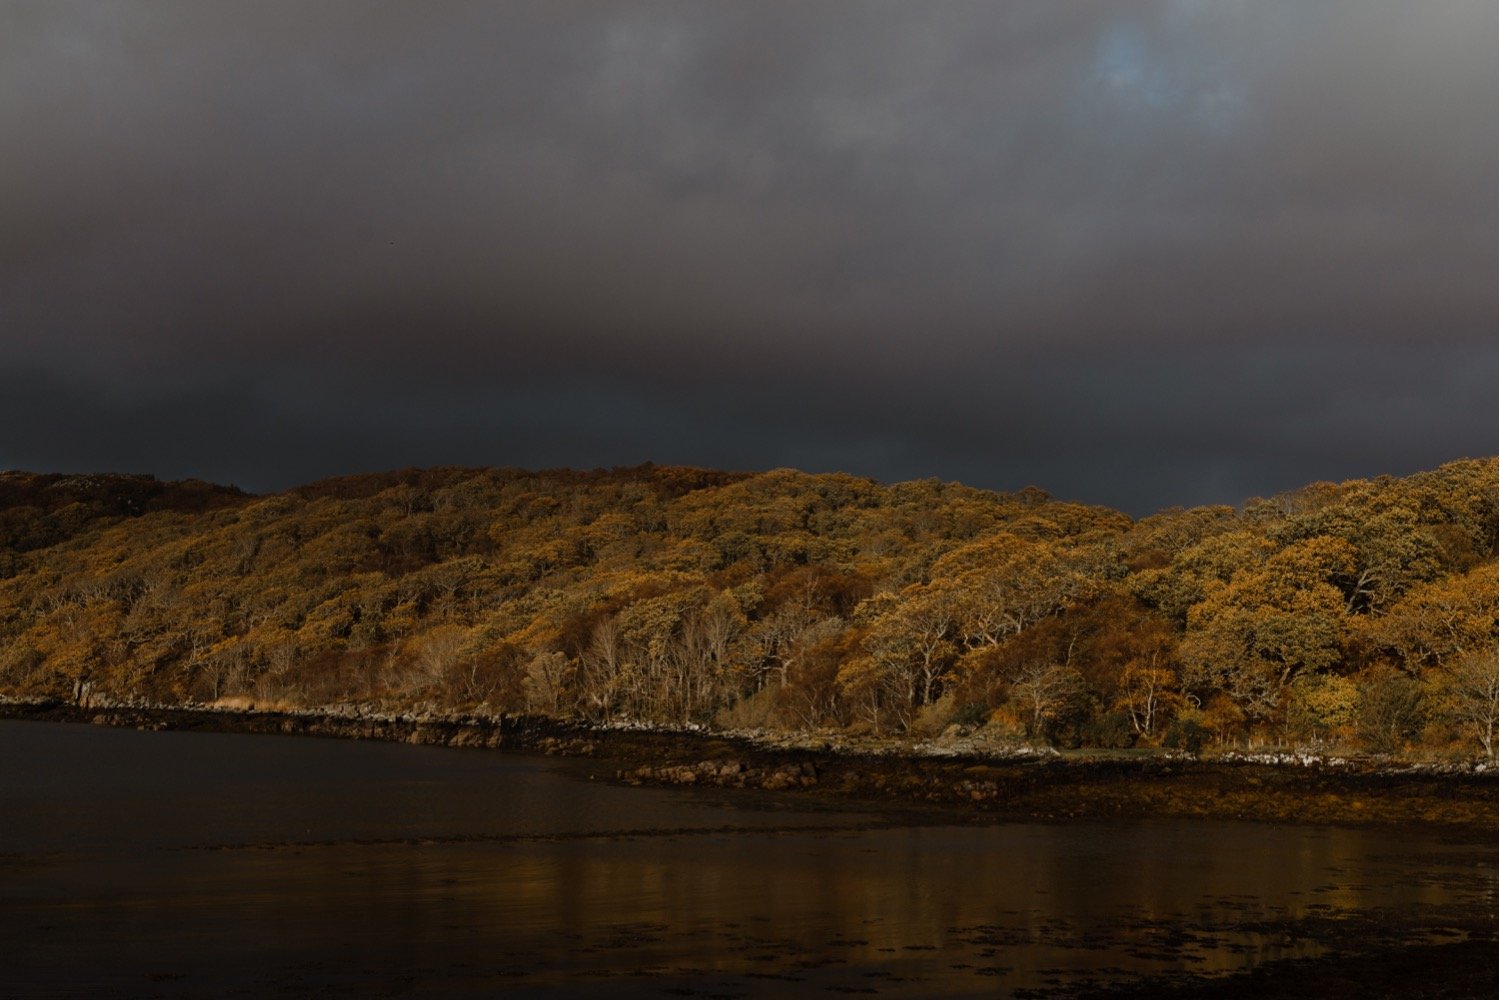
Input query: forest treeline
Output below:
<box><xmin>0</xmin><ymin>460</ymin><xmax>1495</xmax><ymax>759</ymax></box>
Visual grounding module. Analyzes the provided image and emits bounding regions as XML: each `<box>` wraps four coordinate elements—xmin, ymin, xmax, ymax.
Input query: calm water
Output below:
<box><xmin>1</xmin><ymin>720</ymin><xmax>1492</xmax><ymax>998</ymax></box>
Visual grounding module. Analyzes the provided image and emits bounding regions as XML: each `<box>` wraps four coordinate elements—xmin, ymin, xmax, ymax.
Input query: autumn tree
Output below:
<box><xmin>929</xmin><ymin>534</ymin><xmax>1090</xmax><ymax>650</ymax></box>
<box><xmin>862</xmin><ymin>585</ymin><xmax>958</xmax><ymax>725</ymax></box>
<box><xmin>1130</xmin><ymin>530</ymin><xmax>1275</xmax><ymax>624</ymax></box>
<box><xmin>1116</xmin><ymin>657</ymin><xmax>1180</xmax><ymax>739</ymax></box>
<box><xmin>1180</xmin><ymin>537</ymin><xmax>1355</xmax><ymax>721</ymax></box>
<box><xmin>1007</xmin><ymin>661</ymin><xmax>1090</xmax><ymax>745</ymax></box>
<box><xmin>1357</xmin><ymin>562</ymin><xmax>1497</xmax><ymax>672</ymax></box>
<box><xmin>1434</xmin><ymin>646</ymin><xmax>1500</xmax><ymax>762</ymax></box>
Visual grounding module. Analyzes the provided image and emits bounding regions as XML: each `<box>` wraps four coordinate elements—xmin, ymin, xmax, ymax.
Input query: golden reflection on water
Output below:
<box><xmin>4</xmin><ymin>721</ymin><xmax>1492</xmax><ymax>997</ymax></box>
<box><xmin>188</xmin><ymin>821</ymin><xmax>1482</xmax><ymax>995</ymax></box>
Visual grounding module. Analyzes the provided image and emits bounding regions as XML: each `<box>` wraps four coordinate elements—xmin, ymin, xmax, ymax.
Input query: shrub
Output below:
<box><xmin>1357</xmin><ymin>668</ymin><xmax>1426</xmax><ymax>754</ymax></box>
<box><xmin>1082</xmin><ymin>710</ymin><xmax>1138</xmax><ymax>749</ymax></box>
<box><xmin>1163</xmin><ymin>716</ymin><xmax>1209</xmax><ymax>755</ymax></box>
<box><xmin>952</xmin><ymin>701</ymin><xmax>991</xmax><ymax>729</ymax></box>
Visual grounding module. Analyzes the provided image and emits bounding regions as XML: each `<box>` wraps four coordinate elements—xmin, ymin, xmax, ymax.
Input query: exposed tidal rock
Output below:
<box><xmin>1</xmin><ymin>700</ymin><xmax>1493</xmax><ymax>830</ymax></box>
<box><xmin>618</xmin><ymin>759</ymin><xmax>817</xmax><ymax>791</ymax></box>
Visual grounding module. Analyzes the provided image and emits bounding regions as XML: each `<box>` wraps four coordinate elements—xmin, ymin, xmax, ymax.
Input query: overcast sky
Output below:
<box><xmin>2</xmin><ymin>1</ymin><xmax>1494</xmax><ymax>514</ymax></box>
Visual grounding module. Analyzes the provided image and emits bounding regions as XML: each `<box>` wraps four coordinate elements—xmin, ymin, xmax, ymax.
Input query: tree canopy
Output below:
<box><xmin>0</xmin><ymin>458</ymin><xmax>1494</xmax><ymax>759</ymax></box>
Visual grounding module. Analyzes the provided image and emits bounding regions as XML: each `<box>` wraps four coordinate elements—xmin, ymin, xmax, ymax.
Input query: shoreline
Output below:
<box><xmin>3</xmin><ymin>697</ymin><xmax>1494</xmax><ymax>834</ymax></box>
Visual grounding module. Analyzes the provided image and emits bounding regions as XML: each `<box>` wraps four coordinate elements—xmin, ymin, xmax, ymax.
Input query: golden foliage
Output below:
<box><xmin>0</xmin><ymin>461</ymin><xmax>1493</xmax><ymax>756</ymax></box>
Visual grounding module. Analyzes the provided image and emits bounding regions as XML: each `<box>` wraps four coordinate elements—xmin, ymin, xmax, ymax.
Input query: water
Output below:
<box><xmin>1</xmin><ymin>720</ymin><xmax>1492</xmax><ymax>997</ymax></box>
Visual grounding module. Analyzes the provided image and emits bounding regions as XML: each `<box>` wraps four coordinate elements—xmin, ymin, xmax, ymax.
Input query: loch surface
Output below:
<box><xmin>2</xmin><ymin>719</ymin><xmax>1492</xmax><ymax>998</ymax></box>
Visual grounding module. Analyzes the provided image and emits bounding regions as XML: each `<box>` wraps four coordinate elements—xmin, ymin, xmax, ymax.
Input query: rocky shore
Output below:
<box><xmin>2</xmin><ymin>697</ymin><xmax>1494</xmax><ymax>832</ymax></box>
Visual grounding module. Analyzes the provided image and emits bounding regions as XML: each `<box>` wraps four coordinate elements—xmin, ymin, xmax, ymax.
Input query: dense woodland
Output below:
<box><xmin>0</xmin><ymin>459</ymin><xmax>1495</xmax><ymax>760</ymax></box>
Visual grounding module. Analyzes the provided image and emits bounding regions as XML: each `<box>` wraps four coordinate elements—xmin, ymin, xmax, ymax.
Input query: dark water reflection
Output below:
<box><xmin>2</xmin><ymin>720</ymin><xmax>1492</xmax><ymax>998</ymax></box>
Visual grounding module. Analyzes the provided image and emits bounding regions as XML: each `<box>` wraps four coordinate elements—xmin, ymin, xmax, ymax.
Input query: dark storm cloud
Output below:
<box><xmin>2</xmin><ymin>1</ymin><xmax>1494</xmax><ymax>514</ymax></box>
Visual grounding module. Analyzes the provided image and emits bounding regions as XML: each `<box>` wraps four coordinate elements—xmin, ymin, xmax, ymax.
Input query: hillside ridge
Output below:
<box><xmin>0</xmin><ymin>457</ymin><xmax>1493</xmax><ymax>761</ymax></box>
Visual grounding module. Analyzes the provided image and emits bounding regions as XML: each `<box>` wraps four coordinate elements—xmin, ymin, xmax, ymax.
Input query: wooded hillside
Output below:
<box><xmin>1</xmin><ymin>459</ymin><xmax>1494</xmax><ymax>759</ymax></box>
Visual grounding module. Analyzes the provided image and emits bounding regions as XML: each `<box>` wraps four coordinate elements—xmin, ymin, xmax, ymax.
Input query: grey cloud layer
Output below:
<box><xmin>2</xmin><ymin>1</ymin><xmax>1494</xmax><ymax>512</ymax></box>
